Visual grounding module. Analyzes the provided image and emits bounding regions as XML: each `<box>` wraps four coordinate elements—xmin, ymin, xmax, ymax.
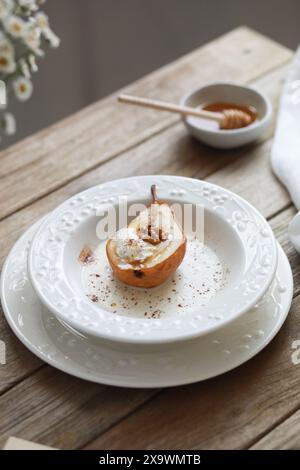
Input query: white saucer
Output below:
<box><xmin>0</xmin><ymin>219</ymin><xmax>293</xmax><ymax>388</ymax></box>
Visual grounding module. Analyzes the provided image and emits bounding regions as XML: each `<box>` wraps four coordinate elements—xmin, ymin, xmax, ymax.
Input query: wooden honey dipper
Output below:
<box><xmin>118</xmin><ymin>94</ymin><xmax>252</xmax><ymax>130</ymax></box>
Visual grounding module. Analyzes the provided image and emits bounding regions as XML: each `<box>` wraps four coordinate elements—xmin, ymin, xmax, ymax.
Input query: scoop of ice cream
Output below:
<box><xmin>114</xmin><ymin>227</ymin><xmax>155</xmax><ymax>263</ymax></box>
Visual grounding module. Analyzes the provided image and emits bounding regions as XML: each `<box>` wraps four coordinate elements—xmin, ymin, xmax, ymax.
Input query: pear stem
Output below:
<box><xmin>151</xmin><ymin>184</ymin><xmax>158</xmax><ymax>204</ymax></box>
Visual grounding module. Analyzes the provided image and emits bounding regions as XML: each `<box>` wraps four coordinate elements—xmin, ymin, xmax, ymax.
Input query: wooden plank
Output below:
<box><xmin>251</xmin><ymin>410</ymin><xmax>300</xmax><ymax>449</ymax></box>
<box><xmin>0</xmin><ymin>205</ymin><xmax>297</xmax><ymax>449</ymax></box>
<box><xmin>0</xmin><ymin>367</ymin><xmax>158</xmax><ymax>450</ymax></box>
<box><xmin>205</xmin><ymin>139</ymin><xmax>290</xmax><ymax>218</ymax></box>
<box><xmin>0</xmin><ymin>66</ymin><xmax>292</xmax><ymax>395</ymax></box>
<box><xmin>0</xmin><ymin>28</ymin><xmax>292</xmax><ymax>220</ymax></box>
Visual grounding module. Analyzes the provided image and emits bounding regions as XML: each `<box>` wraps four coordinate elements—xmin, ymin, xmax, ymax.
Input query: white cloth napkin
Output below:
<box><xmin>272</xmin><ymin>46</ymin><xmax>300</xmax><ymax>210</ymax></box>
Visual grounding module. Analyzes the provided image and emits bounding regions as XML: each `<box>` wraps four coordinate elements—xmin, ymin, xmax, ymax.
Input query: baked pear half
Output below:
<box><xmin>106</xmin><ymin>185</ymin><xmax>186</xmax><ymax>288</ymax></box>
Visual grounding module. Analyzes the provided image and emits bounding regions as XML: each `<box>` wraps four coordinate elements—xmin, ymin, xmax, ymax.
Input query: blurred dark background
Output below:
<box><xmin>4</xmin><ymin>0</ymin><xmax>299</xmax><ymax>148</ymax></box>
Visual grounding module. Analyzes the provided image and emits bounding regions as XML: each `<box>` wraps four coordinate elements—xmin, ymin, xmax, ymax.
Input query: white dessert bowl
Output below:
<box><xmin>27</xmin><ymin>176</ymin><xmax>278</xmax><ymax>345</ymax></box>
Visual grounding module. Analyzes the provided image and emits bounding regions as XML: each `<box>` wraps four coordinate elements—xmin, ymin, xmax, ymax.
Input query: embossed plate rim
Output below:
<box><xmin>28</xmin><ymin>176</ymin><xmax>278</xmax><ymax>344</ymax></box>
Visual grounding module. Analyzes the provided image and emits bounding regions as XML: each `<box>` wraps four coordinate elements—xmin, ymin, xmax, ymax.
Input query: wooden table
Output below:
<box><xmin>0</xmin><ymin>27</ymin><xmax>299</xmax><ymax>450</ymax></box>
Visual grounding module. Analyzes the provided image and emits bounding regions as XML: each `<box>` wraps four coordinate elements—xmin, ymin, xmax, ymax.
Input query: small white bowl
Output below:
<box><xmin>181</xmin><ymin>82</ymin><xmax>272</xmax><ymax>149</ymax></box>
<box><xmin>28</xmin><ymin>176</ymin><xmax>277</xmax><ymax>344</ymax></box>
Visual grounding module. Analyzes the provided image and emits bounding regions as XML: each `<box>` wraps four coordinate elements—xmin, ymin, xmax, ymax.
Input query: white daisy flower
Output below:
<box><xmin>5</xmin><ymin>15</ymin><xmax>27</xmax><ymax>38</ymax></box>
<box><xmin>35</xmin><ymin>11</ymin><xmax>48</xmax><ymax>29</ymax></box>
<box><xmin>19</xmin><ymin>0</ymin><xmax>38</xmax><ymax>10</ymax></box>
<box><xmin>0</xmin><ymin>0</ymin><xmax>60</xmax><ymax>141</ymax></box>
<box><xmin>0</xmin><ymin>36</ymin><xmax>14</xmax><ymax>55</ymax></box>
<box><xmin>13</xmin><ymin>76</ymin><xmax>33</xmax><ymax>101</ymax></box>
<box><xmin>23</xmin><ymin>27</ymin><xmax>43</xmax><ymax>56</ymax></box>
<box><xmin>0</xmin><ymin>50</ymin><xmax>16</xmax><ymax>73</ymax></box>
<box><xmin>19</xmin><ymin>57</ymin><xmax>31</xmax><ymax>78</ymax></box>
<box><xmin>42</xmin><ymin>26</ymin><xmax>60</xmax><ymax>48</ymax></box>
<box><xmin>35</xmin><ymin>11</ymin><xmax>60</xmax><ymax>48</ymax></box>
<box><xmin>3</xmin><ymin>112</ymin><xmax>16</xmax><ymax>135</ymax></box>
<box><xmin>28</xmin><ymin>53</ymin><xmax>38</xmax><ymax>72</ymax></box>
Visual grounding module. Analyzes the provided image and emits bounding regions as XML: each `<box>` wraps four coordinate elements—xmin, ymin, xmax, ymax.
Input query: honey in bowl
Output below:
<box><xmin>202</xmin><ymin>102</ymin><xmax>258</xmax><ymax>129</ymax></box>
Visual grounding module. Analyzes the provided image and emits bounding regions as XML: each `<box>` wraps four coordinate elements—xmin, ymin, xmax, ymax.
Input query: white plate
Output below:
<box><xmin>28</xmin><ymin>176</ymin><xmax>277</xmax><ymax>344</ymax></box>
<box><xmin>0</xmin><ymin>220</ymin><xmax>293</xmax><ymax>388</ymax></box>
<box><xmin>1</xmin><ymin>218</ymin><xmax>293</xmax><ymax>387</ymax></box>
